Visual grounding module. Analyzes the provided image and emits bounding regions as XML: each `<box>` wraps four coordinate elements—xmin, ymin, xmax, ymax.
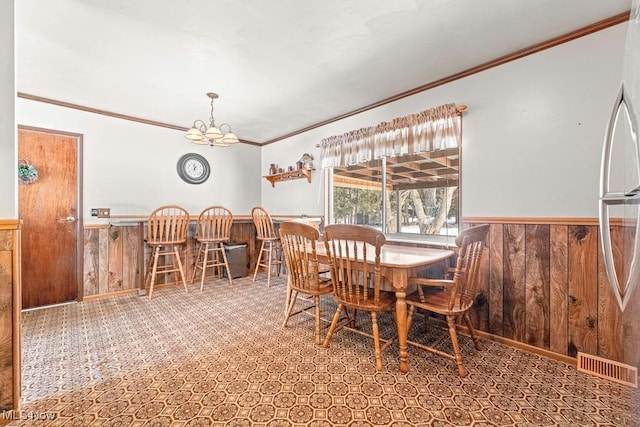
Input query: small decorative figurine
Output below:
<box><xmin>299</xmin><ymin>153</ymin><xmax>314</xmax><ymax>170</ymax></box>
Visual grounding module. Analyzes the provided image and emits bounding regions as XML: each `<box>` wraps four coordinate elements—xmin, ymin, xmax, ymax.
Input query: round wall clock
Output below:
<box><xmin>177</xmin><ymin>153</ymin><xmax>211</xmax><ymax>184</ymax></box>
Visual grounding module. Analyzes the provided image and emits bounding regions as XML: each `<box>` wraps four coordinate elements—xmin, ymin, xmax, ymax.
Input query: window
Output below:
<box><xmin>322</xmin><ymin>103</ymin><xmax>462</xmax><ymax>241</ymax></box>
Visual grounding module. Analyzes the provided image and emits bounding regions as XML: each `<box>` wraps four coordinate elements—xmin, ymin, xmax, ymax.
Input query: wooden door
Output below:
<box><xmin>18</xmin><ymin>128</ymin><xmax>82</xmax><ymax>309</ymax></box>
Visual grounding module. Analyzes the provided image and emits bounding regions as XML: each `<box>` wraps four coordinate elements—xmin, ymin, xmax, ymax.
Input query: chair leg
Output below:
<box><xmin>190</xmin><ymin>243</ymin><xmax>204</xmax><ymax>285</ymax></box>
<box><xmin>170</xmin><ymin>247</ymin><xmax>181</xmax><ymax>289</ymax></box>
<box><xmin>406</xmin><ymin>305</ymin><xmax>416</xmax><ymax>332</ymax></box>
<box><xmin>148</xmin><ymin>246</ymin><xmax>160</xmax><ymax>300</ymax></box>
<box><xmin>313</xmin><ymin>295</ymin><xmax>321</xmax><ymax>346</ymax></box>
<box><xmin>212</xmin><ymin>247</ymin><xmax>221</xmax><ymax>279</ymax></box>
<box><xmin>371</xmin><ymin>312</ymin><xmax>383</xmax><ymax>371</ymax></box>
<box><xmin>283</xmin><ymin>283</ymin><xmax>292</xmax><ymax>318</ymax></box>
<box><xmin>219</xmin><ymin>242</ymin><xmax>233</xmax><ymax>285</ymax></box>
<box><xmin>144</xmin><ymin>246</ymin><xmax>155</xmax><ymax>289</ymax></box>
<box><xmin>266</xmin><ymin>241</ymin><xmax>273</xmax><ymax>287</ymax></box>
<box><xmin>463</xmin><ymin>313</ymin><xmax>482</xmax><ymax>351</ymax></box>
<box><xmin>199</xmin><ymin>243</ymin><xmax>210</xmax><ymax>291</ymax></box>
<box><xmin>323</xmin><ymin>304</ymin><xmax>345</xmax><ymax>348</ymax></box>
<box><xmin>283</xmin><ymin>289</ymin><xmax>298</xmax><ymax>328</ymax></box>
<box><xmin>253</xmin><ymin>240</ymin><xmax>266</xmax><ymax>282</ymax></box>
<box><xmin>275</xmin><ymin>243</ymin><xmax>282</xmax><ymax>277</ymax></box>
<box><xmin>447</xmin><ymin>315</ymin><xmax>466</xmax><ymax>378</ymax></box>
<box><xmin>174</xmin><ymin>245</ymin><xmax>188</xmax><ymax>293</ymax></box>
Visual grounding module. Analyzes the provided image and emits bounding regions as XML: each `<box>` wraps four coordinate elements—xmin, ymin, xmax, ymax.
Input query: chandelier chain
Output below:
<box><xmin>209</xmin><ymin>97</ymin><xmax>216</xmax><ymax>127</ymax></box>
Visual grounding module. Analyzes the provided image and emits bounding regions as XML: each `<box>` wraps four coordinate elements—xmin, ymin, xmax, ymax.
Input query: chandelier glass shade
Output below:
<box><xmin>185</xmin><ymin>92</ymin><xmax>239</xmax><ymax>147</ymax></box>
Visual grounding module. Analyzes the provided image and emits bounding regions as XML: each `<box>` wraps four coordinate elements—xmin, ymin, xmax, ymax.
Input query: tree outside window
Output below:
<box><xmin>331</xmin><ymin>148</ymin><xmax>459</xmax><ymax>238</ymax></box>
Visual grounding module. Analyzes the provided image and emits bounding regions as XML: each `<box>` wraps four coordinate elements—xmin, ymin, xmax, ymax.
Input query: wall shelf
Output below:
<box><xmin>264</xmin><ymin>168</ymin><xmax>313</xmax><ymax>187</ymax></box>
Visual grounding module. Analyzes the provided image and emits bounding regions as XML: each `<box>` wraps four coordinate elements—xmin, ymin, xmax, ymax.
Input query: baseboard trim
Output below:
<box><xmin>22</xmin><ymin>300</ymin><xmax>77</xmax><ymax>312</ymax></box>
<box><xmin>473</xmin><ymin>330</ymin><xmax>576</xmax><ymax>366</ymax></box>
<box><xmin>83</xmin><ymin>289</ymin><xmax>137</xmax><ymax>301</ymax></box>
<box><xmin>421</xmin><ymin>315</ymin><xmax>577</xmax><ymax>366</ymax></box>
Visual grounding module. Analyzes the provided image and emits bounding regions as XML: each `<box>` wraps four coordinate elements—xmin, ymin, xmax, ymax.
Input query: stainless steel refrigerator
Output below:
<box><xmin>596</xmin><ymin>0</ymin><xmax>640</xmax><ymax>392</ymax></box>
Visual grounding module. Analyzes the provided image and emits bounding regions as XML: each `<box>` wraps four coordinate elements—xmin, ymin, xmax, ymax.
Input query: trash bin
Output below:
<box><xmin>223</xmin><ymin>244</ymin><xmax>247</xmax><ymax>278</ymax></box>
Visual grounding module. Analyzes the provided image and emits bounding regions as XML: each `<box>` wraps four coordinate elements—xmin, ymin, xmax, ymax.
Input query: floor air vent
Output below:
<box><xmin>577</xmin><ymin>352</ymin><xmax>637</xmax><ymax>388</ymax></box>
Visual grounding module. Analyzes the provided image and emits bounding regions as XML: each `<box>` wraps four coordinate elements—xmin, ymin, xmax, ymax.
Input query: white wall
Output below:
<box><xmin>16</xmin><ymin>99</ymin><xmax>262</xmax><ymax>222</ymax></box>
<box><xmin>262</xmin><ymin>23</ymin><xmax>627</xmax><ymax>219</ymax></box>
<box><xmin>0</xmin><ymin>0</ymin><xmax>16</xmax><ymax>219</ymax></box>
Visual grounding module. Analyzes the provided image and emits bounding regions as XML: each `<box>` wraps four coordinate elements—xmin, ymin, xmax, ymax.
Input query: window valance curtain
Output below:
<box><xmin>320</xmin><ymin>103</ymin><xmax>462</xmax><ymax>169</ymax></box>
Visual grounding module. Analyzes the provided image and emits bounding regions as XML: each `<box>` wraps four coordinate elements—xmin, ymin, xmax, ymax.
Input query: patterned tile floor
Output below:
<box><xmin>7</xmin><ymin>275</ymin><xmax>639</xmax><ymax>426</ymax></box>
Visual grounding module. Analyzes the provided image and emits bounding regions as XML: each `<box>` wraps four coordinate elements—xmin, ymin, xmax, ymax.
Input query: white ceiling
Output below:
<box><xmin>16</xmin><ymin>0</ymin><xmax>631</xmax><ymax>144</ymax></box>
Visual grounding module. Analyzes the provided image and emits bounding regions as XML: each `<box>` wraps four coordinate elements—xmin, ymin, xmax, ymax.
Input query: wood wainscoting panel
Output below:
<box><xmin>98</xmin><ymin>228</ymin><xmax>110</xmax><ymax>294</ymax></box>
<box><xmin>622</xmin><ymin>225</ymin><xmax>640</xmax><ymax>369</ymax></box>
<box><xmin>83</xmin><ymin>225</ymin><xmax>142</xmax><ymax>298</ymax></box>
<box><xmin>597</xmin><ymin>225</ymin><xmax>624</xmax><ymax>363</ymax></box>
<box><xmin>549</xmin><ymin>225</ymin><xmax>569</xmax><ymax>355</ymax></box>
<box><xmin>83</xmin><ymin>221</ymin><xmax>259</xmax><ymax>296</ymax></box>
<box><xmin>567</xmin><ymin>225</ymin><xmax>598</xmax><ymax>357</ymax></box>
<box><xmin>122</xmin><ymin>226</ymin><xmax>142</xmax><ymax>294</ymax></box>
<box><xmin>0</xmin><ymin>250</ymin><xmax>13</xmax><ymax>410</ymax></box>
<box><xmin>502</xmin><ymin>224</ymin><xmax>526</xmax><ymax>342</ymax></box>
<box><xmin>0</xmin><ymin>226</ymin><xmax>20</xmax><ymax>412</ymax></box>
<box><xmin>488</xmin><ymin>223</ymin><xmax>504</xmax><ymax>336</ymax></box>
<box><xmin>624</xmin><ymin>277</ymin><xmax>640</xmax><ymax>369</ymax></box>
<box><xmin>476</xmin><ymin>226</ymin><xmax>491</xmax><ymax>333</ymax></box>
<box><xmin>524</xmin><ymin>224</ymin><xmax>550</xmax><ymax>349</ymax></box>
<box><xmin>463</xmin><ymin>219</ymin><xmax>638</xmax><ymax>369</ymax></box>
<box><xmin>83</xmin><ymin>227</ymin><xmax>100</xmax><ymax>296</ymax></box>
<box><xmin>108</xmin><ymin>227</ymin><xmax>124</xmax><ymax>293</ymax></box>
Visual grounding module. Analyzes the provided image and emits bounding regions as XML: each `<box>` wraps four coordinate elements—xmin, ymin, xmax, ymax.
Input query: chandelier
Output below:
<box><xmin>184</xmin><ymin>92</ymin><xmax>239</xmax><ymax>146</ymax></box>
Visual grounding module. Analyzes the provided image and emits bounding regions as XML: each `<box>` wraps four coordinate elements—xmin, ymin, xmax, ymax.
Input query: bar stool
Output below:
<box><xmin>145</xmin><ymin>205</ymin><xmax>190</xmax><ymax>300</ymax></box>
<box><xmin>191</xmin><ymin>206</ymin><xmax>234</xmax><ymax>289</ymax></box>
<box><xmin>251</xmin><ymin>206</ymin><xmax>284</xmax><ymax>287</ymax></box>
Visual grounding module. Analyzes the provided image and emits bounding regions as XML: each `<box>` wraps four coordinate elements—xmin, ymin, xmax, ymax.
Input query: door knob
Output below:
<box><xmin>58</xmin><ymin>215</ymin><xmax>76</xmax><ymax>223</ymax></box>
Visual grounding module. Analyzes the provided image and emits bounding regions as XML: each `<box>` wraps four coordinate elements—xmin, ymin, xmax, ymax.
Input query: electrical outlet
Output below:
<box><xmin>91</xmin><ymin>208</ymin><xmax>99</xmax><ymax>217</ymax></box>
<box><xmin>97</xmin><ymin>208</ymin><xmax>111</xmax><ymax>218</ymax></box>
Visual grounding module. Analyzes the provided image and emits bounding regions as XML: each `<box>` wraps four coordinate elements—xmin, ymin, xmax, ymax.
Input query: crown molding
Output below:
<box><xmin>16</xmin><ymin>92</ymin><xmax>262</xmax><ymax>147</ymax></box>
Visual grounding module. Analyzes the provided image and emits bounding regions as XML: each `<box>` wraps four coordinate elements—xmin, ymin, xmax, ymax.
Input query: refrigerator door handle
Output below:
<box><xmin>599</xmin><ymin>83</ymin><xmax>640</xmax><ymax>311</ymax></box>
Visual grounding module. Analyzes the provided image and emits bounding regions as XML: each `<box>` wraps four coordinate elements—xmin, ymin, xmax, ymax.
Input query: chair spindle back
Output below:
<box><xmin>252</xmin><ymin>206</ymin><xmax>277</xmax><ymax>240</ymax></box>
<box><xmin>147</xmin><ymin>205</ymin><xmax>190</xmax><ymax>245</ymax></box>
<box><xmin>323</xmin><ymin>224</ymin><xmax>386</xmax><ymax>306</ymax></box>
<box><xmin>448</xmin><ymin>224</ymin><xmax>490</xmax><ymax>310</ymax></box>
<box><xmin>279</xmin><ymin>221</ymin><xmax>321</xmax><ymax>292</ymax></box>
<box><xmin>196</xmin><ymin>206</ymin><xmax>233</xmax><ymax>241</ymax></box>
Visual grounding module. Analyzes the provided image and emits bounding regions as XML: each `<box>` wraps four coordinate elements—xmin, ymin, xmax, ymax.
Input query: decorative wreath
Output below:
<box><xmin>18</xmin><ymin>159</ymin><xmax>38</xmax><ymax>185</ymax></box>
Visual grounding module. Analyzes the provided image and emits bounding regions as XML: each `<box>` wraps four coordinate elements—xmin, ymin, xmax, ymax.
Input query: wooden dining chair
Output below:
<box><xmin>191</xmin><ymin>206</ymin><xmax>234</xmax><ymax>289</ymax></box>
<box><xmin>280</xmin><ymin>221</ymin><xmax>333</xmax><ymax>345</ymax></box>
<box><xmin>322</xmin><ymin>224</ymin><xmax>396</xmax><ymax>371</ymax></box>
<box><xmin>405</xmin><ymin>224</ymin><xmax>489</xmax><ymax>377</ymax></box>
<box><xmin>145</xmin><ymin>205</ymin><xmax>190</xmax><ymax>300</ymax></box>
<box><xmin>251</xmin><ymin>206</ymin><xmax>284</xmax><ymax>287</ymax></box>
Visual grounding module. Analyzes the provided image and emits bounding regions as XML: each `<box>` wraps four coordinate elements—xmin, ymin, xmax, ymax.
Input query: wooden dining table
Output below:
<box><xmin>314</xmin><ymin>242</ymin><xmax>455</xmax><ymax>373</ymax></box>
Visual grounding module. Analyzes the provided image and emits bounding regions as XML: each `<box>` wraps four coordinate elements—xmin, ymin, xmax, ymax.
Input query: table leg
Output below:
<box><xmin>395</xmin><ymin>289</ymin><xmax>409</xmax><ymax>373</ymax></box>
